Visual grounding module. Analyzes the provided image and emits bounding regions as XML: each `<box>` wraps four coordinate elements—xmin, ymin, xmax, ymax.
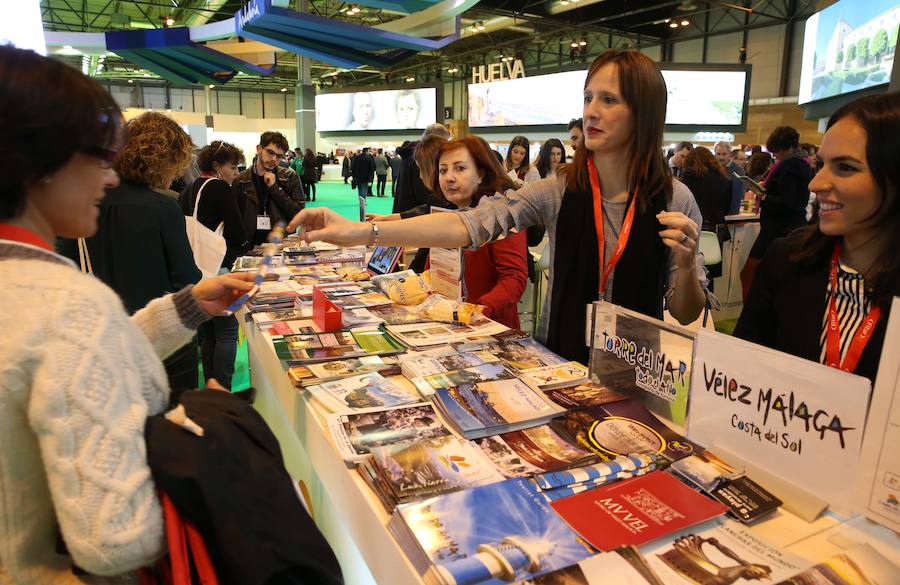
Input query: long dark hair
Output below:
<box><xmin>432</xmin><ymin>136</ymin><xmax>515</xmax><ymax>207</ymax></box>
<box><xmin>561</xmin><ymin>49</ymin><xmax>673</xmax><ymax>210</ymax></box>
<box><xmin>0</xmin><ymin>45</ymin><xmax>124</xmax><ymax>219</ymax></box>
<box><xmin>535</xmin><ymin>138</ymin><xmax>565</xmax><ymax>179</ymax></box>
<box><xmin>504</xmin><ymin>135</ymin><xmax>532</xmax><ymax>178</ymax></box>
<box><xmin>792</xmin><ymin>91</ymin><xmax>900</xmax><ymax>307</ymax></box>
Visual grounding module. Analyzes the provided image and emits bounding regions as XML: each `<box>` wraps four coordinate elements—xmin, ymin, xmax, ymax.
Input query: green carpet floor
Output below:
<box><xmin>214</xmin><ymin>181</ymin><xmax>398</xmax><ymax>392</ymax></box>
<box><xmin>306</xmin><ymin>180</ymin><xmax>398</xmax><ymax>219</ymax></box>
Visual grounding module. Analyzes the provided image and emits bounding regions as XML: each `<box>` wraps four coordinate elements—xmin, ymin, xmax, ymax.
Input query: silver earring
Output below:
<box><xmin>42</xmin><ymin>177</ymin><xmax>52</xmax><ymax>184</ymax></box>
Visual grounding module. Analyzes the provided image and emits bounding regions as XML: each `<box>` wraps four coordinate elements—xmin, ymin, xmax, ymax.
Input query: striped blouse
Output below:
<box><xmin>819</xmin><ymin>261</ymin><xmax>871</xmax><ymax>366</ymax></box>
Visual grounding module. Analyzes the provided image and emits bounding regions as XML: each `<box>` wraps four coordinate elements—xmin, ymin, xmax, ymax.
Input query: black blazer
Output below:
<box><xmin>59</xmin><ymin>180</ymin><xmax>201</xmax><ymax>314</ymax></box>
<box><xmin>734</xmin><ymin>234</ymin><xmax>894</xmax><ymax>382</ymax></box>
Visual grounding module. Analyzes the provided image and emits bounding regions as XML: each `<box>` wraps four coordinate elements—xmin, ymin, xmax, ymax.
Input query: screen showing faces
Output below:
<box><xmin>798</xmin><ymin>0</ymin><xmax>899</xmax><ymax>104</ymax></box>
<box><xmin>468</xmin><ymin>67</ymin><xmax>749</xmax><ymax>128</ymax></box>
<box><xmin>316</xmin><ymin>88</ymin><xmax>437</xmax><ymax>131</ymax></box>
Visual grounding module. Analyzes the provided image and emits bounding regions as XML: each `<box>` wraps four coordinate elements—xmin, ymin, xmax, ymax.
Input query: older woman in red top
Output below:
<box><xmin>431</xmin><ymin>137</ymin><xmax>528</xmax><ymax>329</ymax></box>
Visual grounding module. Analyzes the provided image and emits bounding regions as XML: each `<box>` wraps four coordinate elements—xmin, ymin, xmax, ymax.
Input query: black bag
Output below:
<box><xmin>351</xmin><ymin>179</ymin><xmax>357</xmax><ymax>189</ymax></box>
<box><xmin>145</xmin><ymin>390</ymin><xmax>344</xmax><ymax>585</ymax></box>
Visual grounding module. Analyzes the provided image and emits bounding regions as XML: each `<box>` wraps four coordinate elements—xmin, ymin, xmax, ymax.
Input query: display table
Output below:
<box><xmin>239</xmin><ymin>312</ymin><xmax>900</xmax><ymax>584</ymax></box>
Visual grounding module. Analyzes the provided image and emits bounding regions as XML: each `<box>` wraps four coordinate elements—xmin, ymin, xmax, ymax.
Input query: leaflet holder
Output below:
<box><xmin>313</xmin><ymin>286</ymin><xmax>342</xmax><ymax>332</ymax></box>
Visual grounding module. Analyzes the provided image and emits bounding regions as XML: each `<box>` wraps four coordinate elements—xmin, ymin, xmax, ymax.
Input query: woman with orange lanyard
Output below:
<box><xmin>735</xmin><ymin>92</ymin><xmax>900</xmax><ymax>382</ymax></box>
<box><xmin>286</xmin><ymin>50</ymin><xmax>709</xmax><ymax>363</ymax></box>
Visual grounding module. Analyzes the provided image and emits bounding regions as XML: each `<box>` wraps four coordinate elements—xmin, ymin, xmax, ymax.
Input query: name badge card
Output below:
<box><xmin>257</xmin><ymin>215</ymin><xmax>271</xmax><ymax>230</ymax></box>
<box><xmin>688</xmin><ymin>330</ymin><xmax>871</xmax><ymax>516</ymax></box>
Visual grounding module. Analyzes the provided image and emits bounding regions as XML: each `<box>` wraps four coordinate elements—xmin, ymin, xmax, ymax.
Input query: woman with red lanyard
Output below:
<box><xmin>735</xmin><ymin>92</ymin><xmax>900</xmax><ymax>382</ymax></box>
<box><xmin>286</xmin><ymin>50</ymin><xmax>710</xmax><ymax>363</ymax></box>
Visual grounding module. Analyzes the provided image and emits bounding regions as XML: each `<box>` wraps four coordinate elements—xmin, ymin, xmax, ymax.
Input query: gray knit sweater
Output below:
<box><xmin>0</xmin><ymin>241</ymin><xmax>207</xmax><ymax>584</ymax></box>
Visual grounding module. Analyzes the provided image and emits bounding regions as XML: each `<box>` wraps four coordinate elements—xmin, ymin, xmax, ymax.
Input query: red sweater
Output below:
<box><xmin>462</xmin><ymin>230</ymin><xmax>528</xmax><ymax>329</ymax></box>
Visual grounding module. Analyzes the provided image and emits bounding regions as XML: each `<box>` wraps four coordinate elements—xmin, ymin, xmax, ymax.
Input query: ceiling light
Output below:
<box><xmin>474</xmin><ymin>20</ymin><xmax>485</xmax><ymax>31</ymax></box>
<box><xmin>165</xmin><ymin>16</ymin><xmax>175</xmax><ymax>26</ymax></box>
<box><xmin>680</xmin><ymin>19</ymin><xmax>690</xmax><ymax>26</ymax></box>
<box><xmin>406</xmin><ymin>76</ymin><xmax>415</xmax><ymax>82</ymax></box>
<box><xmin>560</xmin><ymin>0</ymin><xmax>569</xmax><ymax>5</ymax></box>
<box><xmin>128</xmin><ymin>79</ymin><xmax>134</xmax><ymax>83</ymax></box>
<box><xmin>570</xmin><ymin>40</ymin><xmax>579</xmax><ymax>48</ymax></box>
<box><xmin>143</xmin><ymin>73</ymin><xmax>151</xmax><ymax>77</ymax></box>
<box><xmin>280</xmin><ymin>87</ymin><xmax>288</xmax><ymax>92</ymax></box>
<box><xmin>669</xmin><ymin>21</ymin><xmax>679</xmax><ymax>28</ymax></box>
<box><xmin>208</xmin><ymin>84</ymin><xmax>215</xmax><ymax>88</ymax></box>
<box><xmin>579</xmin><ymin>39</ymin><xmax>587</xmax><ymax>46</ymax></box>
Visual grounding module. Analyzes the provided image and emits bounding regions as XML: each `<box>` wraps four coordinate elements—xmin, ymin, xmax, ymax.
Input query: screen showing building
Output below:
<box><xmin>316</xmin><ymin>88</ymin><xmax>437</xmax><ymax>131</ymax></box>
<box><xmin>798</xmin><ymin>0</ymin><xmax>899</xmax><ymax>104</ymax></box>
<box><xmin>467</xmin><ymin>68</ymin><xmax>748</xmax><ymax>127</ymax></box>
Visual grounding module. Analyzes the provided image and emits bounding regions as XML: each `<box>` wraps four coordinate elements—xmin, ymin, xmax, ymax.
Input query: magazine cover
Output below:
<box><xmin>641</xmin><ymin>518</ymin><xmax>810</xmax><ymax>585</ymax></box>
<box><xmin>544</xmin><ymin>383</ymin><xmax>628</xmax><ymax>409</ymax></box>
<box><xmin>550</xmin><ymin>471</ymin><xmax>727</xmax><ymax>551</ymax></box>
<box><xmin>520</xmin><ymin>548</ymin><xmax>664</xmax><ymax>584</ymax></box>
<box><xmin>350</xmin><ymin>328</ymin><xmax>406</xmax><ymax>354</ymax></box>
<box><xmin>327</xmin><ymin>404</ymin><xmax>452</xmax><ymax>461</ymax></box>
<box><xmin>474</xmin><ymin>425</ymin><xmax>598</xmax><ymax>478</ymax></box>
<box><xmin>394</xmin><ymin>478</ymin><xmax>595</xmax><ymax>585</ymax></box>
<box><xmin>431</xmin><ymin>366</ymin><xmax>565</xmax><ymax>439</ymax></box>
<box><xmin>370</xmin><ymin>435</ymin><xmax>505</xmax><ymax>502</ymax></box>
<box><xmin>775</xmin><ymin>544</ymin><xmax>898</xmax><ymax>585</ymax></box>
<box><xmin>400</xmin><ymin>351</ymin><xmax>489</xmax><ymax>379</ymax></box>
<box><xmin>456</xmin><ymin>337</ymin><xmax>568</xmax><ymax>370</ymax></box>
<box><xmin>551</xmin><ymin>400</ymin><xmax>701</xmax><ymax>463</ymax></box>
<box><xmin>521</xmin><ymin>362</ymin><xmax>590</xmax><ymax>390</ymax></box>
<box><xmin>386</xmin><ymin>320</ymin><xmax>509</xmax><ymax>349</ymax></box>
<box><xmin>305</xmin><ymin>372</ymin><xmax>422</xmax><ymax>414</ymax></box>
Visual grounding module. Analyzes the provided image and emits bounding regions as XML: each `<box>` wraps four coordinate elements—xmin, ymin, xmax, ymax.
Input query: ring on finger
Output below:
<box><xmin>681</xmin><ymin>233</ymin><xmax>690</xmax><ymax>244</ymax></box>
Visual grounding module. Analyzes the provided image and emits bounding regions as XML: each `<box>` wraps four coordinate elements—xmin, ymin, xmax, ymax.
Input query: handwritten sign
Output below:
<box><xmin>688</xmin><ymin>330</ymin><xmax>871</xmax><ymax>515</ymax></box>
<box><xmin>589</xmin><ymin>302</ymin><xmax>694</xmax><ymax>426</ymax></box>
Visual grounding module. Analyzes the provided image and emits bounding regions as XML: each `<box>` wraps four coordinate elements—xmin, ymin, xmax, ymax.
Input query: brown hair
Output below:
<box><xmin>415</xmin><ymin>134</ymin><xmax>449</xmax><ymax>189</ymax></box>
<box><xmin>197</xmin><ymin>140</ymin><xmax>241</xmax><ymax>173</ymax></box>
<box><xmin>562</xmin><ymin>49</ymin><xmax>673</xmax><ymax>209</ymax></box>
<box><xmin>432</xmin><ymin>136</ymin><xmax>515</xmax><ymax>207</ymax></box>
<box><xmin>115</xmin><ymin>112</ymin><xmax>193</xmax><ymax>189</ymax></box>
<box><xmin>683</xmin><ymin>147</ymin><xmax>727</xmax><ymax>179</ymax></box>
<box><xmin>505</xmin><ymin>135</ymin><xmax>532</xmax><ymax>177</ymax></box>
<box><xmin>746</xmin><ymin>152</ymin><xmax>773</xmax><ymax>182</ymax></box>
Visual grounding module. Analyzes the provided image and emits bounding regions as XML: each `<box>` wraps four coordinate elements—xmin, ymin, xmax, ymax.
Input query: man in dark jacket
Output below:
<box><xmin>351</xmin><ymin>147</ymin><xmax>376</xmax><ymax>221</ymax></box>
<box><xmin>235</xmin><ymin>131</ymin><xmax>304</xmax><ymax>246</ymax></box>
<box><xmin>389</xmin><ymin>149</ymin><xmax>403</xmax><ymax>196</ymax></box>
<box><xmin>392</xmin><ymin>123</ymin><xmax>450</xmax><ymax>214</ymax></box>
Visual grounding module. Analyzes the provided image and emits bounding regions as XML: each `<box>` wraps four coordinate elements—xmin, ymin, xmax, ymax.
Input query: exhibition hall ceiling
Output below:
<box><xmin>40</xmin><ymin>0</ymin><xmax>816</xmax><ymax>89</ymax></box>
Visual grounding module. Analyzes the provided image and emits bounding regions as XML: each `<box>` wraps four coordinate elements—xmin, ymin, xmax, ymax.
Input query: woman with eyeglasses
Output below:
<box><xmin>0</xmin><ymin>45</ymin><xmax>255</xmax><ymax>583</ymax></box>
<box><xmin>735</xmin><ymin>92</ymin><xmax>900</xmax><ymax>382</ymax></box>
<box><xmin>288</xmin><ymin>50</ymin><xmax>709</xmax><ymax>363</ymax></box>
<box><xmin>179</xmin><ymin>140</ymin><xmax>249</xmax><ymax>390</ymax></box>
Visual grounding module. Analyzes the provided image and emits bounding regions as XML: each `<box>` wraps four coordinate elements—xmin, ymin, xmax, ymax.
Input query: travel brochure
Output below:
<box><xmin>473</xmin><ymin>424</ymin><xmax>598</xmax><ymax>478</ymax></box>
<box><xmin>390</xmin><ymin>478</ymin><xmax>595</xmax><ymax>584</ymax></box>
<box><xmin>286</xmin><ymin>355</ymin><xmax>397</xmax><ymax>387</ymax></box>
<box><xmin>305</xmin><ymin>372</ymin><xmax>422</xmax><ymax>414</ymax></box>
<box><xmin>273</xmin><ymin>328</ymin><xmax>406</xmax><ymax>363</ymax></box>
<box><xmin>327</xmin><ymin>403</ymin><xmax>452</xmax><ymax>462</ymax></box>
<box><xmin>384</xmin><ymin>319</ymin><xmax>510</xmax><ymax>349</ymax></box>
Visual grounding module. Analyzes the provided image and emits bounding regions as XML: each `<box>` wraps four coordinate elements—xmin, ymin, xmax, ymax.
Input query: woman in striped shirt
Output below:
<box><xmin>734</xmin><ymin>92</ymin><xmax>900</xmax><ymax>382</ymax></box>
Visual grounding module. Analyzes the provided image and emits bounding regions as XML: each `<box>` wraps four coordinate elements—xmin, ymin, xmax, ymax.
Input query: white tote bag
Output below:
<box><xmin>184</xmin><ymin>178</ymin><xmax>226</xmax><ymax>279</ymax></box>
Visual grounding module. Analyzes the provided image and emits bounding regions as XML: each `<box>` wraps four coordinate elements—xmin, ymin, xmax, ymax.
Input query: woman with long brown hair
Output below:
<box><xmin>505</xmin><ymin>135</ymin><xmax>540</xmax><ymax>183</ymax></box>
<box><xmin>287</xmin><ymin>50</ymin><xmax>708</xmax><ymax>362</ymax></box>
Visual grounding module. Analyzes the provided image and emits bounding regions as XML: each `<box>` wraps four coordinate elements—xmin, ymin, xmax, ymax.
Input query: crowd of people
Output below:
<box><xmin>1</xmin><ymin>41</ymin><xmax>899</xmax><ymax>584</ymax></box>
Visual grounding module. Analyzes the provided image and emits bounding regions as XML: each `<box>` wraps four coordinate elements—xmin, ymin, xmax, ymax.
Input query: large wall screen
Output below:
<box><xmin>798</xmin><ymin>0</ymin><xmax>899</xmax><ymax>104</ymax></box>
<box><xmin>316</xmin><ymin>88</ymin><xmax>437</xmax><ymax>131</ymax></box>
<box><xmin>468</xmin><ymin>67</ymin><xmax>749</xmax><ymax>129</ymax></box>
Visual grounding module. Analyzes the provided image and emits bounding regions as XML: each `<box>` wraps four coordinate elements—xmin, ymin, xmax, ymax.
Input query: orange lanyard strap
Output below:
<box><xmin>588</xmin><ymin>156</ymin><xmax>638</xmax><ymax>300</ymax></box>
<box><xmin>825</xmin><ymin>242</ymin><xmax>881</xmax><ymax>373</ymax></box>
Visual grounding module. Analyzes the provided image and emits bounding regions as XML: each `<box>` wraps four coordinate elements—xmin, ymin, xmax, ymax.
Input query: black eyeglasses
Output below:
<box><xmin>263</xmin><ymin>147</ymin><xmax>286</xmax><ymax>161</ymax></box>
<box><xmin>82</xmin><ymin>146</ymin><xmax>119</xmax><ymax>166</ymax></box>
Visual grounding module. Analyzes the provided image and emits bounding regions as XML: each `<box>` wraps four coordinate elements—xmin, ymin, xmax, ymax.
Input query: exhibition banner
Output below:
<box><xmin>588</xmin><ymin>302</ymin><xmax>694</xmax><ymax>426</ymax></box>
<box><xmin>316</xmin><ymin>88</ymin><xmax>437</xmax><ymax>131</ymax></box>
<box><xmin>688</xmin><ymin>330</ymin><xmax>871</xmax><ymax>516</ymax></box>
